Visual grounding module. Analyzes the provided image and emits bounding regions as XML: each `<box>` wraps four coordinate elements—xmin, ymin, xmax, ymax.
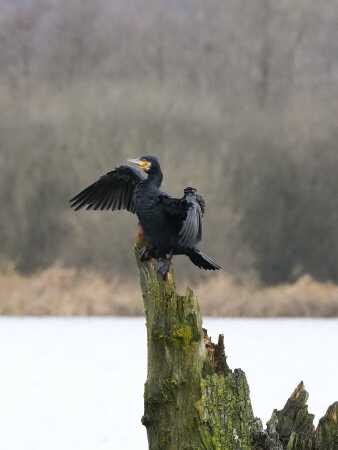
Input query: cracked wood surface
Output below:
<box><xmin>135</xmin><ymin>244</ymin><xmax>338</xmax><ymax>450</ymax></box>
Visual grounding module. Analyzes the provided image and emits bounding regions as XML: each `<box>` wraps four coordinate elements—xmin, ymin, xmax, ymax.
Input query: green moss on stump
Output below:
<box><xmin>136</xmin><ymin>244</ymin><xmax>257</xmax><ymax>450</ymax></box>
<box><xmin>315</xmin><ymin>402</ymin><xmax>338</xmax><ymax>450</ymax></box>
<box><xmin>135</xmin><ymin>244</ymin><xmax>338</xmax><ymax>450</ymax></box>
<box><xmin>197</xmin><ymin>371</ymin><xmax>255</xmax><ymax>450</ymax></box>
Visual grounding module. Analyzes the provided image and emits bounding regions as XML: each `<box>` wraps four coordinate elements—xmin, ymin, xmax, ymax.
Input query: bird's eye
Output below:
<box><xmin>140</xmin><ymin>160</ymin><xmax>151</xmax><ymax>170</ymax></box>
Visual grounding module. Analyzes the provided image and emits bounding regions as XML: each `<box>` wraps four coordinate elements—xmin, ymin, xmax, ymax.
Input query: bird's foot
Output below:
<box><xmin>157</xmin><ymin>258</ymin><xmax>171</xmax><ymax>281</ymax></box>
<box><xmin>139</xmin><ymin>245</ymin><xmax>153</xmax><ymax>262</ymax></box>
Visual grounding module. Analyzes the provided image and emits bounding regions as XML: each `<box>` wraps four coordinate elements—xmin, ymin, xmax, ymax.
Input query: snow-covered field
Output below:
<box><xmin>0</xmin><ymin>318</ymin><xmax>336</xmax><ymax>450</ymax></box>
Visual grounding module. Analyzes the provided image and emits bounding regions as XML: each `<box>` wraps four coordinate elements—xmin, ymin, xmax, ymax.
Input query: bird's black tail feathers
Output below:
<box><xmin>186</xmin><ymin>248</ymin><xmax>222</xmax><ymax>271</ymax></box>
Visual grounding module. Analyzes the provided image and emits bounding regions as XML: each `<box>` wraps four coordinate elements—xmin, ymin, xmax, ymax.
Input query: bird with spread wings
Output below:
<box><xmin>70</xmin><ymin>155</ymin><xmax>221</xmax><ymax>278</ymax></box>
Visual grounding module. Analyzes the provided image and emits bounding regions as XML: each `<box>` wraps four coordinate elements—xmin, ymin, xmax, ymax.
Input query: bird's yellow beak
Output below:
<box><xmin>128</xmin><ymin>158</ymin><xmax>151</xmax><ymax>171</ymax></box>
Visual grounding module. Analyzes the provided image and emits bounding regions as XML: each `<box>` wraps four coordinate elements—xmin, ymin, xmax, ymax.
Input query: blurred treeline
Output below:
<box><xmin>1</xmin><ymin>0</ymin><xmax>338</xmax><ymax>284</ymax></box>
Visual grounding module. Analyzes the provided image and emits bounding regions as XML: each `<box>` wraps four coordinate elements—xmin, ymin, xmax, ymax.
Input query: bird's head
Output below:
<box><xmin>127</xmin><ymin>155</ymin><xmax>160</xmax><ymax>174</ymax></box>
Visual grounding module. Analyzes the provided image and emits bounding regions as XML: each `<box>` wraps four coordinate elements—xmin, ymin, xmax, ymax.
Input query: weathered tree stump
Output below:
<box><xmin>135</xmin><ymin>245</ymin><xmax>338</xmax><ymax>450</ymax></box>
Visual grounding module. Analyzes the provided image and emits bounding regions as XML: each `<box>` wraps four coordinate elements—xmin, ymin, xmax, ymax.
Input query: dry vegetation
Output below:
<box><xmin>1</xmin><ymin>1</ymin><xmax>338</xmax><ymax>315</ymax></box>
<box><xmin>0</xmin><ymin>265</ymin><xmax>142</xmax><ymax>316</ymax></box>
<box><xmin>1</xmin><ymin>266</ymin><xmax>338</xmax><ymax>317</ymax></box>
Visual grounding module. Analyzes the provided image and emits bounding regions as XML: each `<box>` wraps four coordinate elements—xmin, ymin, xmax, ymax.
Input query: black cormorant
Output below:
<box><xmin>69</xmin><ymin>156</ymin><xmax>221</xmax><ymax>278</ymax></box>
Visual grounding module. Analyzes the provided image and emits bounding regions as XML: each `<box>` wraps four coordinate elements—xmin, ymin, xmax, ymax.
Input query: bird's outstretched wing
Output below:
<box><xmin>195</xmin><ymin>194</ymin><xmax>205</xmax><ymax>215</ymax></box>
<box><xmin>159</xmin><ymin>189</ymin><xmax>205</xmax><ymax>248</ymax></box>
<box><xmin>178</xmin><ymin>199</ymin><xmax>203</xmax><ymax>247</ymax></box>
<box><xmin>69</xmin><ymin>165</ymin><xmax>146</xmax><ymax>213</ymax></box>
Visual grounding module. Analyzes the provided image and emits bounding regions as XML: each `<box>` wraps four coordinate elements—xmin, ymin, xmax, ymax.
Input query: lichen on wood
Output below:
<box><xmin>253</xmin><ymin>381</ymin><xmax>338</xmax><ymax>450</ymax></box>
<box><xmin>135</xmin><ymin>244</ymin><xmax>338</xmax><ymax>450</ymax></box>
<box><xmin>315</xmin><ymin>402</ymin><xmax>338</xmax><ymax>450</ymax></box>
